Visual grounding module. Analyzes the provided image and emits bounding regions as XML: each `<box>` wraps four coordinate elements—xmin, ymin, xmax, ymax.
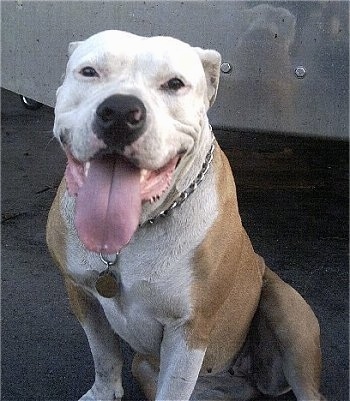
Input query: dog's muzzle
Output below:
<box><xmin>94</xmin><ymin>94</ymin><xmax>146</xmax><ymax>150</ymax></box>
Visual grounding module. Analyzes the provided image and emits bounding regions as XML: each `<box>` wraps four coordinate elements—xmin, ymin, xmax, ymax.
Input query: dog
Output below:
<box><xmin>47</xmin><ymin>30</ymin><xmax>324</xmax><ymax>401</ymax></box>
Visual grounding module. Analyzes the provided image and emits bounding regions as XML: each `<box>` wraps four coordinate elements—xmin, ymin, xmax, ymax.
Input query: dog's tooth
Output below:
<box><xmin>140</xmin><ymin>169</ymin><xmax>148</xmax><ymax>184</ymax></box>
<box><xmin>84</xmin><ymin>162</ymin><xmax>90</xmax><ymax>177</ymax></box>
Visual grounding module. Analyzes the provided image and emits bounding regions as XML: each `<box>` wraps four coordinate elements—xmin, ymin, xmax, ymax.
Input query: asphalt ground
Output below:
<box><xmin>1</xmin><ymin>88</ymin><xmax>348</xmax><ymax>400</ymax></box>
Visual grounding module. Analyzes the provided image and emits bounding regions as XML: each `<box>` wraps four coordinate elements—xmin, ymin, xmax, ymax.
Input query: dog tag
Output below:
<box><xmin>96</xmin><ymin>271</ymin><xmax>119</xmax><ymax>298</ymax></box>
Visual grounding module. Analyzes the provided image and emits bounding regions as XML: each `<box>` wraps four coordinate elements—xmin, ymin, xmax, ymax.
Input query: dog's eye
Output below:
<box><xmin>80</xmin><ymin>67</ymin><xmax>99</xmax><ymax>78</ymax></box>
<box><xmin>162</xmin><ymin>78</ymin><xmax>185</xmax><ymax>91</ymax></box>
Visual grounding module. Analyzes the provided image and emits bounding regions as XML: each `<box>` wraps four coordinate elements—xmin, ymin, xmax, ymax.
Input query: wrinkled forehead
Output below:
<box><xmin>68</xmin><ymin>31</ymin><xmax>203</xmax><ymax>78</ymax></box>
<box><xmin>68</xmin><ymin>30</ymin><xmax>140</xmax><ymax>64</ymax></box>
<box><xmin>137</xmin><ymin>36</ymin><xmax>203</xmax><ymax>76</ymax></box>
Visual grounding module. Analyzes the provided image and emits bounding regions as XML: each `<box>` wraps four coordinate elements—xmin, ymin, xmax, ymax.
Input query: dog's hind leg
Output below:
<box><xmin>65</xmin><ymin>279</ymin><xmax>124</xmax><ymax>401</ymax></box>
<box><xmin>132</xmin><ymin>353</ymin><xmax>159</xmax><ymax>401</ymax></box>
<box><xmin>251</xmin><ymin>267</ymin><xmax>325</xmax><ymax>401</ymax></box>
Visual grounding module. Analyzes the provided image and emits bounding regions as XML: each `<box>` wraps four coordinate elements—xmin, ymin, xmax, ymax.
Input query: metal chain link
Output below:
<box><xmin>144</xmin><ymin>136</ymin><xmax>215</xmax><ymax>226</ymax></box>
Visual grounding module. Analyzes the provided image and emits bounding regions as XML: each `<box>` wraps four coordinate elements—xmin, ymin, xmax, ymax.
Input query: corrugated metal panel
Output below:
<box><xmin>1</xmin><ymin>1</ymin><xmax>348</xmax><ymax>138</ymax></box>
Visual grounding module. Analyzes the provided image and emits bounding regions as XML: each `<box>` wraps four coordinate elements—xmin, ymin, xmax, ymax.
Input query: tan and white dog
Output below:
<box><xmin>47</xmin><ymin>30</ymin><xmax>324</xmax><ymax>401</ymax></box>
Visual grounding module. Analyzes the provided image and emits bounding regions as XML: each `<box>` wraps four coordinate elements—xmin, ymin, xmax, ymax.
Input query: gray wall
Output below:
<box><xmin>2</xmin><ymin>1</ymin><xmax>349</xmax><ymax>138</ymax></box>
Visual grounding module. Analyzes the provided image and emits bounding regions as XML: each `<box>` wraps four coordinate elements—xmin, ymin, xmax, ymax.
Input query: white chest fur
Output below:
<box><xmin>62</xmin><ymin>165</ymin><xmax>218</xmax><ymax>356</ymax></box>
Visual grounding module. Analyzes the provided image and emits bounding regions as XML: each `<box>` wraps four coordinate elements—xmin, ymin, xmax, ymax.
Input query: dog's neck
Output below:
<box><xmin>139</xmin><ymin>123</ymin><xmax>214</xmax><ymax>226</ymax></box>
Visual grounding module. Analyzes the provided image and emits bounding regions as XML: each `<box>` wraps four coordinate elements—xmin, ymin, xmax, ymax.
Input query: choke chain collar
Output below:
<box><xmin>98</xmin><ymin>129</ymin><xmax>215</xmax><ymax>297</ymax></box>
<box><xmin>144</xmin><ymin>134</ymin><xmax>215</xmax><ymax>225</ymax></box>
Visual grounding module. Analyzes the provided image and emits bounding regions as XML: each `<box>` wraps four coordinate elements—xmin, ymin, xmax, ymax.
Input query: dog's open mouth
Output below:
<box><xmin>65</xmin><ymin>151</ymin><xmax>179</xmax><ymax>254</ymax></box>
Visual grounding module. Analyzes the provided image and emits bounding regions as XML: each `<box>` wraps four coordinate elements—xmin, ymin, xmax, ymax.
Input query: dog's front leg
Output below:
<box><xmin>65</xmin><ymin>279</ymin><xmax>124</xmax><ymax>401</ymax></box>
<box><xmin>156</xmin><ymin>324</ymin><xmax>206</xmax><ymax>401</ymax></box>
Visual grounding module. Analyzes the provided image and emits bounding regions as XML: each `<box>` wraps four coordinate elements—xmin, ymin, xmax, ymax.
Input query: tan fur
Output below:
<box><xmin>253</xmin><ymin>267</ymin><xmax>323</xmax><ymax>399</ymax></box>
<box><xmin>132</xmin><ymin>354</ymin><xmax>160</xmax><ymax>400</ymax></box>
<box><xmin>46</xmin><ymin>180</ymin><xmax>67</xmax><ymax>272</ymax></box>
<box><xmin>47</xmin><ymin>180</ymin><xmax>90</xmax><ymax>323</ymax></box>
<box><xmin>187</xmin><ymin>146</ymin><xmax>265</xmax><ymax>373</ymax></box>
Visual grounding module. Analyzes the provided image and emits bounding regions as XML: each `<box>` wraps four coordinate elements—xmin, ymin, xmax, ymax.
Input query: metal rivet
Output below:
<box><xmin>220</xmin><ymin>62</ymin><xmax>232</xmax><ymax>74</ymax></box>
<box><xmin>295</xmin><ymin>66</ymin><xmax>307</xmax><ymax>79</ymax></box>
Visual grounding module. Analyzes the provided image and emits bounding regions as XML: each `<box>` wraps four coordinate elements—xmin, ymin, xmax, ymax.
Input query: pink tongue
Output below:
<box><xmin>75</xmin><ymin>156</ymin><xmax>141</xmax><ymax>254</ymax></box>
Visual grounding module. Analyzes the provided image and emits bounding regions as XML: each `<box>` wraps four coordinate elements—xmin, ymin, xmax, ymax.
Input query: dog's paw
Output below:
<box><xmin>78</xmin><ymin>384</ymin><xmax>122</xmax><ymax>401</ymax></box>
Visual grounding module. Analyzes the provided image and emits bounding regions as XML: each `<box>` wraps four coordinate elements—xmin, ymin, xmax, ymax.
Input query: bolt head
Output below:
<box><xmin>220</xmin><ymin>62</ymin><xmax>232</xmax><ymax>74</ymax></box>
<box><xmin>295</xmin><ymin>66</ymin><xmax>307</xmax><ymax>78</ymax></box>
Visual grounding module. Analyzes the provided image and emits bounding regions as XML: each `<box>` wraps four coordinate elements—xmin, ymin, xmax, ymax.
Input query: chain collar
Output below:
<box><xmin>99</xmin><ymin>129</ymin><xmax>215</xmax><ymax>272</ymax></box>
<box><xmin>143</xmin><ymin>133</ymin><xmax>215</xmax><ymax>226</ymax></box>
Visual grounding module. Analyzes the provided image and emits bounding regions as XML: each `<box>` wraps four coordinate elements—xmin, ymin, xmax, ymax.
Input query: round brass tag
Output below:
<box><xmin>96</xmin><ymin>272</ymin><xmax>119</xmax><ymax>298</ymax></box>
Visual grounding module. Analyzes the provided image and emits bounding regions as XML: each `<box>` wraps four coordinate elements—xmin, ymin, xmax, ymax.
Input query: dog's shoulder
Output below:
<box><xmin>47</xmin><ymin>179</ymin><xmax>68</xmax><ymax>271</ymax></box>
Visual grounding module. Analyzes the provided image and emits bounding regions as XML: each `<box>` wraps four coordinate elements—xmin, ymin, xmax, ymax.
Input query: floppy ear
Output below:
<box><xmin>194</xmin><ymin>47</ymin><xmax>222</xmax><ymax>108</ymax></box>
<box><xmin>68</xmin><ymin>41</ymin><xmax>83</xmax><ymax>57</ymax></box>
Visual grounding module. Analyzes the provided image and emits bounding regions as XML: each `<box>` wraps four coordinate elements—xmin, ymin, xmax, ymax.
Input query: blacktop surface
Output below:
<box><xmin>1</xmin><ymin>88</ymin><xmax>348</xmax><ymax>400</ymax></box>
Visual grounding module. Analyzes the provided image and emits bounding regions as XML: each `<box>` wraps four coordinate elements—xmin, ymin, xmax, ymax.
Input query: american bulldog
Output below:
<box><xmin>47</xmin><ymin>30</ymin><xmax>324</xmax><ymax>401</ymax></box>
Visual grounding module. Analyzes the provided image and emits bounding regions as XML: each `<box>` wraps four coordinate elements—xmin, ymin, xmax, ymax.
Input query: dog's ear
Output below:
<box><xmin>68</xmin><ymin>41</ymin><xmax>83</xmax><ymax>57</ymax></box>
<box><xmin>194</xmin><ymin>48</ymin><xmax>222</xmax><ymax>108</ymax></box>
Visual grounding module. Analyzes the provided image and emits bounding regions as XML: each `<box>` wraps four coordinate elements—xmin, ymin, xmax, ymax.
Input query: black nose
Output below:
<box><xmin>94</xmin><ymin>94</ymin><xmax>146</xmax><ymax>150</ymax></box>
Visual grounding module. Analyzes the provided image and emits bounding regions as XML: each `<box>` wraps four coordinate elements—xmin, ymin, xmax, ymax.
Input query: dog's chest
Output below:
<box><xmin>97</xmin><ymin>256</ymin><xmax>193</xmax><ymax>354</ymax></box>
<box><xmin>63</xmin><ymin>170</ymin><xmax>218</xmax><ymax>354</ymax></box>
<box><xmin>66</xmin><ymin>215</ymin><xmax>213</xmax><ymax>354</ymax></box>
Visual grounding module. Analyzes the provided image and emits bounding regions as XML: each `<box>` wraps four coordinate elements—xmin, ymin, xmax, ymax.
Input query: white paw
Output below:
<box><xmin>78</xmin><ymin>389</ymin><xmax>96</xmax><ymax>401</ymax></box>
<box><xmin>78</xmin><ymin>384</ymin><xmax>122</xmax><ymax>401</ymax></box>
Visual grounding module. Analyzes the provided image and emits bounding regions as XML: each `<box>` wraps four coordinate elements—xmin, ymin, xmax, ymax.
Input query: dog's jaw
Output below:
<box><xmin>64</xmin><ymin>150</ymin><xmax>180</xmax><ymax>254</ymax></box>
<box><xmin>65</xmin><ymin>150</ymin><xmax>179</xmax><ymax>201</ymax></box>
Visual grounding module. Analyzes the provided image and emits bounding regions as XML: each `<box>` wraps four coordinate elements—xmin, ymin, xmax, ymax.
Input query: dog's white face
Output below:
<box><xmin>54</xmin><ymin>30</ymin><xmax>221</xmax><ymax>254</ymax></box>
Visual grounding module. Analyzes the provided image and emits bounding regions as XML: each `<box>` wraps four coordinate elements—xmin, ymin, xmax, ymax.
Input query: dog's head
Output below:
<box><xmin>54</xmin><ymin>30</ymin><xmax>221</xmax><ymax>254</ymax></box>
